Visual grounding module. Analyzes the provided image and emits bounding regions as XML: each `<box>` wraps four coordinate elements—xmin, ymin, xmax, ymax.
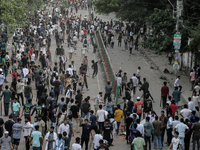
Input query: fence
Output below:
<box><xmin>95</xmin><ymin>31</ymin><xmax>120</xmax><ymax>104</ymax></box>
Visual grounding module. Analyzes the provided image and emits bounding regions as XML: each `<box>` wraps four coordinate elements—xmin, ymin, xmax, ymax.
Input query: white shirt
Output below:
<box><xmin>167</xmin><ymin>100</ymin><xmax>171</xmax><ymax>105</ymax></box>
<box><xmin>66</xmin><ymin>68</ymin><xmax>73</xmax><ymax>76</ymax></box>
<box><xmin>130</xmin><ymin>31</ymin><xmax>133</xmax><ymax>36</ymax></box>
<box><xmin>193</xmin><ymin>95</ymin><xmax>199</xmax><ymax>106</ymax></box>
<box><xmin>188</xmin><ymin>101</ymin><xmax>195</xmax><ymax>111</ymax></box>
<box><xmin>137</xmin><ymin>69</ymin><xmax>141</xmax><ymax>77</ymax></box>
<box><xmin>16</xmin><ymin>53</ymin><xmax>22</xmax><ymax>60</ymax></box>
<box><xmin>31</xmin><ymin>53</ymin><xmax>35</xmax><ymax>61</ymax></box>
<box><xmin>72</xmin><ymin>143</ymin><xmax>82</xmax><ymax>150</ymax></box>
<box><xmin>68</xmin><ymin>46</ymin><xmax>74</xmax><ymax>53</ymax></box>
<box><xmin>172</xmin><ymin>137</ymin><xmax>181</xmax><ymax>150</ymax></box>
<box><xmin>174</xmin><ymin>78</ymin><xmax>180</xmax><ymax>87</ymax></box>
<box><xmin>97</xmin><ymin>109</ymin><xmax>105</xmax><ymax>122</ymax></box>
<box><xmin>41</xmin><ymin>47</ymin><xmax>46</xmax><ymax>55</ymax></box>
<box><xmin>175</xmin><ymin>122</ymin><xmax>189</xmax><ymax>138</ymax></box>
<box><xmin>169</xmin><ymin>120</ymin><xmax>180</xmax><ymax>135</ymax></box>
<box><xmin>131</xmin><ymin>76</ymin><xmax>138</xmax><ymax>87</ymax></box>
<box><xmin>180</xmin><ymin>108</ymin><xmax>192</xmax><ymax>119</ymax></box>
<box><xmin>136</xmin><ymin>124</ymin><xmax>144</xmax><ymax>136</ymax></box>
<box><xmin>58</xmin><ymin>123</ymin><xmax>70</xmax><ymax>137</ymax></box>
<box><xmin>0</xmin><ymin>75</ymin><xmax>5</xmax><ymax>85</ymax></box>
<box><xmin>24</xmin><ymin>122</ymin><xmax>33</xmax><ymax>136</ymax></box>
<box><xmin>93</xmin><ymin>134</ymin><xmax>103</xmax><ymax>149</ymax></box>
<box><xmin>194</xmin><ymin>85</ymin><xmax>200</xmax><ymax>95</ymax></box>
<box><xmin>130</xmin><ymin>113</ymin><xmax>139</xmax><ymax>119</ymax></box>
<box><xmin>81</xmin><ymin>30</ymin><xmax>84</xmax><ymax>36</ymax></box>
<box><xmin>71</xmin><ymin>64</ymin><xmax>76</xmax><ymax>71</ymax></box>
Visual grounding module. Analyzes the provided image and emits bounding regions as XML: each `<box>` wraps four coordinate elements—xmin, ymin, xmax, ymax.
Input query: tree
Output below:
<box><xmin>94</xmin><ymin>0</ymin><xmax>167</xmax><ymax>22</ymax></box>
<box><xmin>0</xmin><ymin>0</ymin><xmax>29</xmax><ymax>37</ymax></box>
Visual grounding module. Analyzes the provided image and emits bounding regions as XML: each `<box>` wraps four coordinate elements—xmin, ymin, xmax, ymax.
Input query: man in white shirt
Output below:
<box><xmin>71</xmin><ymin>61</ymin><xmax>76</xmax><ymax>71</ymax></box>
<box><xmin>174</xmin><ymin>76</ymin><xmax>182</xmax><ymax>91</ymax></box>
<box><xmin>97</xmin><ymin>105</ymin><xmax>106</xmax><ymax>131</ymax></box>
<box><xmin>24</xmin><ymin>117</ymin><xmax>33</xmax><ymax>150</ymax></box>
<box><xmin>81</xmin><ymin>45</ymin><xmax>87</xmax><ymax>60</ymax></box>
<box><xmin>188</xmin><ymin>97</ymin><xmax>195</xmax><ymax>111</ymax></box>
<box><xmin>180</xmin><ymin>104</ymin><xmax>192</xmax><ymax>119</ymax></box>
<box><xmin>72</xmin><ymin>137</ymin><xmax>82</xmax><ymax>150</ymax></box>
<box><xmin>58</xmin><ymin>120</ymin><xmax>71</xmax><ymax>137</ymax></box>
<box><xmin>80</xmin><ymin>29</ymin><xmax>84</xmax><ymax>42</ymax></box>
<box><xmin>136</xmin><ymin>119</ymin><xmax>144</xmax><ymax>137</ymax></box>
<box><xmin>16</xmin><ymin>50</ymin><xmax>22</xmax><ymax>69</ymax></box>
<box><xmin>66</xmin><ymin>65</ymin><xmax>73</xmax><ymax>76</ymax></box>
<box><xmin>131</xmin><ymin>73</ymin><xmax>138</xmax><ymax>95</ymax></box>
<box><xmin>175</xmin><ymin>118</ymin><xmax>190</xmax><ymax>148</ymax></box>
<box><xmin>61</xmin><ymin>54</ymin><xmax>67</xmax><ymax>71</ymax></box>
<box><xmin>31</xmin><ymin>51</ymin><xmax>36</xmax><ymax>63</ymax></box>
<box><xmin>169</xmin><ymin>116</ymin><xmax>180</xmax><ymax>135</ymax></box>
<box><xmin>93</xmin><ymin>130</ymin><xmax>103</xmax><ymax>149</ymax></box>
<box><xmin>194</xmin><ymin>83</ymin><xmax>200</xmax><ymax>95</ymax></box>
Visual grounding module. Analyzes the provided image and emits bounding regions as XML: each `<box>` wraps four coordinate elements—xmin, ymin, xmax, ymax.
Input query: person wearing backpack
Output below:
<box><xmin>83</xmin><ymin>37</ymin><xmax>88</xmax><ymax>47</ymax></box>
<box><xmin>81</xmin><ymin>98</ymin><xmax>91</xmax><ymax>122</ymax></box>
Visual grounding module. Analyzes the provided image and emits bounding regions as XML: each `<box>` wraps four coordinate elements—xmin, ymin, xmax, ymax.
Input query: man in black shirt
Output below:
<box><xmin>143</xmin><ymin>94</ymin><xmax>153</xmax><ymax>118</ymax></box>
<box><xmin>75</xmin><ymin>90</ymin><xmax>83</xmax><ymax>108</ymax></box>
<box><xmin>102</xmin><ymin>119</ymin><xmax>113</xmax><ymax>146</ymax></box>
<box><xmin>80</xmin><ymin>119</ymin><xmax>92</xmax><ymax>150</ymax></box>
<box><xmin>37</xmin><ymin>81</ymin><xmax>44</xmax><ymax>101</ymax></box>
<box><xmin>21</xmin><ymin>55</ymin><xmax>28</xmax><ymax>67</ymax></box>
<box><xmin>4</xmin><ymin>114</ymin><xmax>14</xmax><ymax>137</ymax></box>
<box><xmin>51</xmin><ymin>76</ymin><xmax>61</xmax><ymax>100</ymax></box>
<box><xmin>70</xmin><ymin>101</ymin><xmax>80</xmax><ymax>133</ymax></box>
<box><xmin>127</xmin><ymin>98</ymin><xmax>134</xmax><ymax>113</ymax></box>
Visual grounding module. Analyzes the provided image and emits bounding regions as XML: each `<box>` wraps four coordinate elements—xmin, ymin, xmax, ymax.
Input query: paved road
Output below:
<box><xmin>0</xmin><ymin>3</ymin><xmax>194</xmax><ymax>150</ymax></box>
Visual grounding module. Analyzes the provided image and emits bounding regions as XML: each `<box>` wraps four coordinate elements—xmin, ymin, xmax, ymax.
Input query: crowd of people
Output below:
<box><xmin>0</xmin><ymin>0</ymin><xmax>200</xmax><ymax>150</ymax></box>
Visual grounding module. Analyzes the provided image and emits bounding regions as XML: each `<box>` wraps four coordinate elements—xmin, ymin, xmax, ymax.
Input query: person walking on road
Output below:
<box><xmin>144</xmin><ymin>116</ymin><xmax>154</xmax><ymax>150</ymax></box>
<box><xmin>152</xmin><ymin>116</ymin><xmax>162</xmax><ymax>150</ymax></box>
<box><xmin>174</xmin><ymin>76</ymin><xmax>182</xmax><ymax>91</ymax></box>
<box><xmin>161</xmin><ymin>82</ymin><xmax>169</xmax><ymax>108</ymax></box>
<box><xmin>0</xmin><ymin>131</ymin><xmax>13</xmax><ymax>150</ymax></box>
<box><xmin>104</xmin><ymin>81</ymin><xmax>112</xmax><ymax>103</ymax></box>
<box><xmin>114</xmin><ymin>104</ymin><xmax>124</xmax><ymax>135</ymax></box>
<box><xmin>0</xmin><ymin>85</ymin><xmax>12</xmax><ymax>116</ymax></box>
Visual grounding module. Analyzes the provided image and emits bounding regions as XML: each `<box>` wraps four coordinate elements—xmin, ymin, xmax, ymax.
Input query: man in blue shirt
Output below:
<box><xmin>172</xmin><ymin>87</ymin><xmax>181</xmax><ymax>106</ymax></box>
<box><xmin>189</xmin><ymin>110</ymin><xmax>200</xmax><ymax>123</ymax></box>
<box><xmin>12</xmin><ymin>118</ymin><xmax>24</xmax><ymax>150</ymax></box>
<box><xmin>89</xmin><ymin>110</ymin><xmax>97</xmax><ymax>132</ymax></box>
<box><xmin>30</xmin><ymin>125</ymin><xmax>42</xmax><ymax>150</ymax></box>
<box><xmin>144</xmin><ymin>116</ymin><xmax>154</xmax><ymax>150</ymax></box>
<box><xmin>80</xmin><ymin>119</ymin><xmax>92</xmax><ymax>150</ymax></box>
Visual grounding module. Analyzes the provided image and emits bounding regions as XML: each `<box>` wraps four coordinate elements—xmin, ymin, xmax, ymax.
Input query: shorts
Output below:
<box><xmin>13</xmin><ymin>138</ymin><xmax>20</xmax><ymax>146</ymax></box>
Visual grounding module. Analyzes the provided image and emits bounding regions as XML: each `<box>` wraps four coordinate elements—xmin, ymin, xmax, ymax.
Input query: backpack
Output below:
<box><xmin>84</xmin><ymin>39</ymin><xmax>87</xmax><ymax>44</ymax></box>
<box><xmin>82</xmin><ymin>102</ymin><xmax>89</xmax><ymax>113</ymax></box>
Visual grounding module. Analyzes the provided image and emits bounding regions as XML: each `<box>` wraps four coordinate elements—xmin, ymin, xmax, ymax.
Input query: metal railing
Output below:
<box><xmin>95</xmin><ymin>31</ymin><xmax>119</xmax><ymax>104</ymax></box>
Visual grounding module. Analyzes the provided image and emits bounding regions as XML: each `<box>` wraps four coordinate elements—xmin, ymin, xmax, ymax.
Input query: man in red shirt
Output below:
<box><xmin>134</xmin><ymin>97</ymin><xmax>143</xmax><ymax>120</ymax></box>
<box><xmin>161</xmin><ymin>82</ymin><xmax>169</xmax><ymax>108</ymax></box>
<box><xmin>169</xmin><ymin>100</ymin><xmax>178</xmax><ymax>117</ymax></box>
<box><xmin>12</xmin><ymin>69</ymin><xmax>20</xmax><ymax>81</ymax></box>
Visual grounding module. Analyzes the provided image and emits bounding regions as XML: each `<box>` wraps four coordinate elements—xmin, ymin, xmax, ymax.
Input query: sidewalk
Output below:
<box><xmin>143</xmin><ymin>49</ymin><xmax>191</xmax><ymax>103</ymax></box>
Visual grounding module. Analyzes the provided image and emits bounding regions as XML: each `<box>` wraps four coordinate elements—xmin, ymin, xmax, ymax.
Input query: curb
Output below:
<box><xmin>141</xmin><ymin>48</ymin><xmax>187</xmax><ymax>104</ymax></box>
